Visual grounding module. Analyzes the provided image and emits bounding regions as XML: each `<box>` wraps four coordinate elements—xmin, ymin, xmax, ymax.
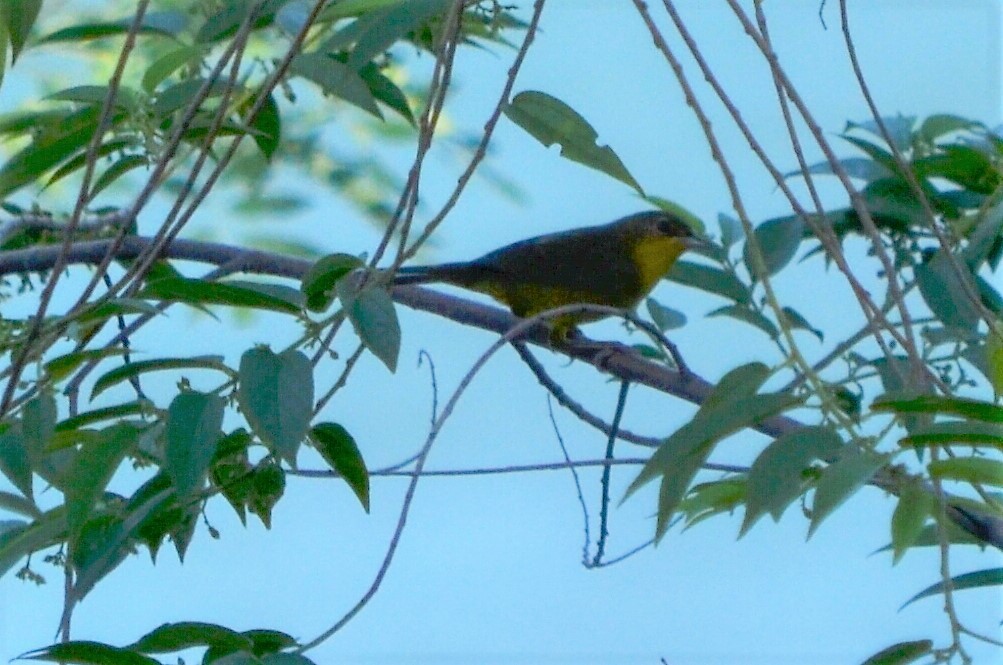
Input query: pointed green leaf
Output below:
<box><xmin>0</xmin><ymin>423</ymin><xmax>31</xmax><ymax>499</ymax></box>
<box><xmin>311</xmin><ymin>423</ymin><xmax>369</xmax><ymax>512</ymax></box>
<box><xmin>743</xmin><ymin>215</ymin><xmax>805</xmax><ymax>279</ymax></box>
<box><xmin>291</xmin><ymin>53</ymin><xmax>381</xmax><ymax>118</ymax></box>
<box><xmin>20</xmin><ymin>640</ymin><xmax>161</xmax><ymax>665</ymax></box>
<box><xmin>302</xmin><ymin>253</ymin><xmax>363</xmax><ymax>312</ymax></box>
<box><xmin>504</xmin><ymin>90</ymin><xmax>642</xmax><ymax>194</ymax></box>
<box><xmin>667</xmin><ymin>260</ymin><xmax>751</xmax><ymax>303</ymax></box>
<box><xmin>0</xmin><ymin>508</ymin><xmax>65</xmax><ymax>579</ymax></box>
<box><xmin>645</xmin><ymin>297</ymin><xmax>686</xmax><ymax>331</ymax></box>
<box><xmin>901</xmin><ymin>567</ymin><xmax>1003</xmax><ymax>609</ymax></box>
<box><xmin>781</xmin><ymin>306</ymin><xmax>823</xmax><ymax>342</ymax></box>
<box><xmin>928</xmin><ymin>457</ymin><xmax>1003</xmax><ymax>487</ymax></box>
<box><xmin>165</xmin><ymin>392</ymin><xmax>225</xmax><ymax>496</ymax></box>
<box><xmin>860</xmin><ymin>640</ymin><xmax>933</xmax><ymax>665</ymax></box>
<box><xmin>890</xmin><ymin>482</ymin><xmax>935</xmax><ymax>564</ymax></box>
<box><xmin>0</xmin><ymin>0</ymin><xmax>42</xmax><ymax>62</ymax></box>
<box><xmin>138</xmin><ymin>277</ymin><xmax>301</xmax><ymax>314</ymax></box>
<box><xmin>707</xmin><ymin>304</ymin><xmax>779</xmax><ymax>339</ymax></box>
<box><xmin>65</xmin><ymin>424</ymin><xmax>136</xmax><ymax>535</ymax></box>
<box><xmin>809</xmin><ymin>449</ymin><xmax>889</xmax><ymax>536</ymax></box>
<box><xmin>91</xmin><ymin>355</ymin><xmax>229</xmax><ymax>399</ymax></box>
<box><xmin>916</xmin><ymin>251</ymin><xmax>981</xmax><ymax>332</ymax></box>
<box><xmin>337</xmin><ymin>281</ymin><xmax>401</xmax><ymax>372</ymax></box>
<box><xmin>899</xmin><ymin>420</ymin><xmax>1003</xmax><ymax>449</ymax></box>
<box><xmin>237</xmin><ymin>348</ymin><xmax>313</xmax><ymax>463</ymax></box>
<box><xmin>128</xmin><ymin>622</ymin><xmax>252</xmax><ymax>654</ymax></box>
<box><xmin>742</xmin><ymin>426</ymin><xmax>843</xmax><ymax>535</ymax></box>
<box><xmin>872</xmin><ymin>394</ymin><xmax>1003</xmax><ymax>423</ymax></box>
<box><xmin>142</xmin><ymin>45</ymin><xmax>206</xmax><ymax>93</ymax></box>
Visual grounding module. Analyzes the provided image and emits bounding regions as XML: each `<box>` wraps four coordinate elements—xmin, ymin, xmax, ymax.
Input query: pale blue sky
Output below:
<box><xmin>2</xmin><ymin>2</ymin><xmax>1002</xmax><ymax>664</ymax></box>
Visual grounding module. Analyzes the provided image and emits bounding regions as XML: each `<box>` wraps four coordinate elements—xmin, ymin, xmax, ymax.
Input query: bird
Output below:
<box><xmin>393</xmin><ymin>210</ymin><xmax>706</xmax><ymax>341</ymax></box>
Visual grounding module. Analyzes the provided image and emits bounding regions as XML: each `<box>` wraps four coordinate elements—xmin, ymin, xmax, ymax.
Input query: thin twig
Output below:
<box><xmin>593</xmin><ymin>381</ymin><xmax>630</xmax><ymax>567</ymax></box>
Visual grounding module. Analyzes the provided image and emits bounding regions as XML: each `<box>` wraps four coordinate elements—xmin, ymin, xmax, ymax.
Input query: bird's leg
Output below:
<box><xmin>662</xmin><ymin>337</ymin><xmax>692</xmax><ymax>380</ymax></box>
<box><xmin>562</xmin><ymin>328</ymin><xmax>639</xmax><ymax>370</ymax></box>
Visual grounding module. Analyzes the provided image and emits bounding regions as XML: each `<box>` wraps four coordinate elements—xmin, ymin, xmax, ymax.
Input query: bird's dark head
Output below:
<box><xmin>618</xmin><ymin>210</ymin><xmax>708</xmax><ymax>251</ymax></box>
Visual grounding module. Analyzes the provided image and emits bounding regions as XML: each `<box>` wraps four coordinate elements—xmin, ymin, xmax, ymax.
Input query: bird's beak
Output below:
<box><xmin>683</xmin><ymin>236</ymin><xmax>715</xmax><ymax>252</ymax></box>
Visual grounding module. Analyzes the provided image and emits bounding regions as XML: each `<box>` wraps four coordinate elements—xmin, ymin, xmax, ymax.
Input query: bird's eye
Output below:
<box><xmin>657</xmin><ymin>217</ymin><xmax>680</xmax><ymax>235</ymax></box>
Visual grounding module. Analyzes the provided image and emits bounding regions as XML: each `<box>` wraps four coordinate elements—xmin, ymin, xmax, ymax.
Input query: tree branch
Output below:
<box><xmin>1</xmin><ymin>234</ymin><xmax>1000</xmax><ymax>550</ymax></box>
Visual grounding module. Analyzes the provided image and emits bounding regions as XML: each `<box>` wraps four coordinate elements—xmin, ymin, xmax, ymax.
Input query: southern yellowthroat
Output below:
<box><xmin>394</xmin><ymin>210</ymin><xmax>704</xmax><ymax>339</ymax></box>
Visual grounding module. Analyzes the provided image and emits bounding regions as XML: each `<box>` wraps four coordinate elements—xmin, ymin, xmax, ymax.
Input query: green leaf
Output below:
<box><xmin>38</xmin><ymin>17</ymin><xmax>178</xmax><ymax>44</ymax></box>
<box><xmin>781</xmin><ymin>306</ymin><xmax>823</xmax><ymax>342</ymax></box>
<box><xmin>989</xmin><ymin>327</ymin><xmax>1003</xmax><ymax>396</ymax></box>
<box><xmin>0</xmin><ymin>423</ymin><xmax>32</xmax><ymax>499</ymax></box>
<box><xmin>707</xmin><ymin>304</ymin><xmax>779</xmax><ymax>339</ymax></box>
<box><xmin>20</xmin><ymin>640</ymin><xmax>161</xmax><ymax>665</ymax></box>
<box><xmin>890</xmin><ymin>482</ymin><xmax>935</xmax><ymax>564</ymax></box>
<box><xmin>91</xmin><ymin>154</ymin><xmax>149</xmax><ymax>198</ymax></box>
<box><xmin>248</xmin><ymin>461</ymin><xmax>285</xmax><ymax>528</ymax></box>
<box><xmin>47</xmin><ymin>85</ymin><xmax>139</xmax><ymax>110</ymax></box>
<box><xmin>741</xmin><ymin>426</ymin><xmax>843</xmax><ymax>535</ymax></box>
<box><xmin>0</xmin><ymin>0</ymin><xmax>42</xmax><ymax>62</ymax></box>
<box><xmin>65</xmin><ymin>424</ymin><xmax>136</xmax><ymax>536</ymax></box>
<box><xmin>247</xmin><ymin>92</ymin><xmax>281</xmax><ymax>160</ymax></box>
<box><xmin>24</xmin><ymin>393</ymin><xmax>74</xmax><ymax>488</ymax></box>
<box><xmin>702</xmin><ymin>362</ymin><xmax>771</xmax><ymax>410</ymax></box>
<box><xmin>142</xmin><ymin>45</ymin><xmax>206</xmax><ymax>93</ymax></box>
<box><xmin>859</xmin><ymin>177</ymin><xmax>927</xmax><ymax>232</ymax></box>
<box><xmin>0</xmin><ymin>509</ymin><xmax>65</xmax><ymax>578</ymax></box>
<box><xmin>841</xmin><ymin>133</ymin><xmax>900</xmax><ymax>174</ymax></box>
<box><xmin>0</xmin><ymin>490</ymin><xmax>40</xmax><ymax>519</ymax></box>
<box><xmin>630</xmin><ymin>388</ymin><xmax>800</xmax><ymax>541</ymax></box>
<box><xmin>0</xmin><ymin>107</ymin><xmax>102</xmax><ymax>199</ymax></box>
<box><xmin>92</xmin><ymin>355</ymin><xmax>229</xmax><ymax>399</ymax></box>
<box><xmin>311</xmin><ymin>423</ymin><xmax>370</xmax><ymax>512</ymax></box>
<box><xmin>872</xmin><ymin>394</ymin><xmax>1003</xmax><ymax>423</ymax></box>
<box><xmin>790</xmin><ymin>156</ymin><xmax>892</xmax><ymax>183</ymax></box>
<box><xmin>152</xmin><ymin>78</ymin><xmax>230</xmax><ymax>118</ymax></box>
<box><xmin>125</xmin><ymin>473</ymin><xmax>199</xmax><ymax>563</ymax></box>
<box><xmin>291</xmin><ymin>52</ymin><xmax>381</xmax><ymax>118</ymax></box>
<box><xmin>242</xmin><ymin>629</ymin><xmax>298</xmax><ymax>656</ymax></box>
<box><xmin>359</xmin><ymin>63</ymin><xmax>415</xmax><ymax>125</ymax></box>
<box><xmin>55</xmin><ymin>401</ymin><xmax>151</xmax><ymax>434</ymax></box>
<box><xmin>194</xmin><ymin>0</ymin><xmax>282</xmax><ymax>43</ymax></box>
<box><xmin>901</xmin><ymin>567</ymin><xmax>1003</xmax><ymax>609</ymax></box>
<box><xmin>129</xmin><ymin>622</ymin><xmax>252</xmax><ymax>654</ymax></box>
<box><xmin>677</xmin><ymin>479</ymin><xmax>745</xmax><ymax>527</ymax></box>
<box><xmin>809</xmin><ymin>449</ymin><xmax>889</xmax><ymax>537</ymax></box>
<box><xmin>504</xmin><ymin>90</ymin><xmax>642</xmax><ymax>194</ymax></box>
<box><xmin>918</xmin><ymin>114</ymin><xmax>977</xmax><ymax>142</ymax></box>
<box><xmin>914</xmin><ymin>144</ymin><xmax>1000</xmax><ymax>195</ymax></box>
<box><xmin>859</xmin><ymin>640</ymin><xmax>933</xmax><ymax>665</ymax></box>
<box><xmin>137</xmin><ymin>277</ymin><xmax>301</xmax><ymax>314</ymax></box>
<box><xmin>899</xmin><ymin>420</ymin><xmax>1003</xmax><ymax>449</ymax></box>
<box><xmin>963</xmin><ymin>202</ymin><xmax>1003</xmax><ymax>272</ymax></box>
<box><xmin>928</xmin><ymin>457</ymin><xmax>1003</xmax><ymax>487</ymax></box>
<box><xmin>42</xmin><ymin>347</ymin><xmax>127</xmax><ymax>383</ymax></box>
<box><xmin>666</xmin><ymin>260</ymin><xmax>751</xmax><ymax>303</ymax></box>
<box><xmin>342</xmin><ymin>0</ymin><xmax>448</xmax><ymax>67</ymax></box>
<box><xmin>645</xmin><ymin>297</ymin><xmax>686</xmax><ymax>331</ymax></box>
<box><xmin>915</xmin><ymin>251</ymin><xmax>982</xmax><ymax>332</ymax></box>
<box><xmin>717</xmin><ymin>213</ymin><xmax>743</xmax><ymax>248</ymax></box>
<box><xmin>743</xmin><ymin>215</ymin><xmax>805</xmax><ymax>279</ymax></box>
<box><xmin>320</xmin><ymin>0</ymin><xmax>409</xmax><ymax>20</ymax></box>
<box><xmin>44</xmin><ymin>137</ymin><xmax>133</xmax><ymax>191</ymax></box>
<box><xmin>337</xmin><ymin>280</ymin><xmax>401</xmax><ymax>372</ymax></box>
<box><xmin>165</xmin><ymin>392</ymin><xmax>225</xmax><ymax>496</ymax></box>
<box><xmin>237</xmin><ymin>348</ymin><xmax>313</xmax><ymax>464</ymax></box>
<box><xmin>301</xmin><ymin>253</ymin><xmax>363</xmax><ymax>312</ymax></box>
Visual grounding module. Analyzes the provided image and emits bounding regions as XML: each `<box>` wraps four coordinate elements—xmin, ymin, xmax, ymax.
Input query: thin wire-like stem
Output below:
<box><xmin>593</xmin><ymin>380</ymin><xmax>630</xmax><ymax>567</ymax></box>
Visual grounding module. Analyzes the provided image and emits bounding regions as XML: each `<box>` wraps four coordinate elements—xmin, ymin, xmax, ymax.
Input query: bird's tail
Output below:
<box><xmin>392</xmin><ymin>262</ymin><xmax>480</xmax><ymax>286</ymax></box>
